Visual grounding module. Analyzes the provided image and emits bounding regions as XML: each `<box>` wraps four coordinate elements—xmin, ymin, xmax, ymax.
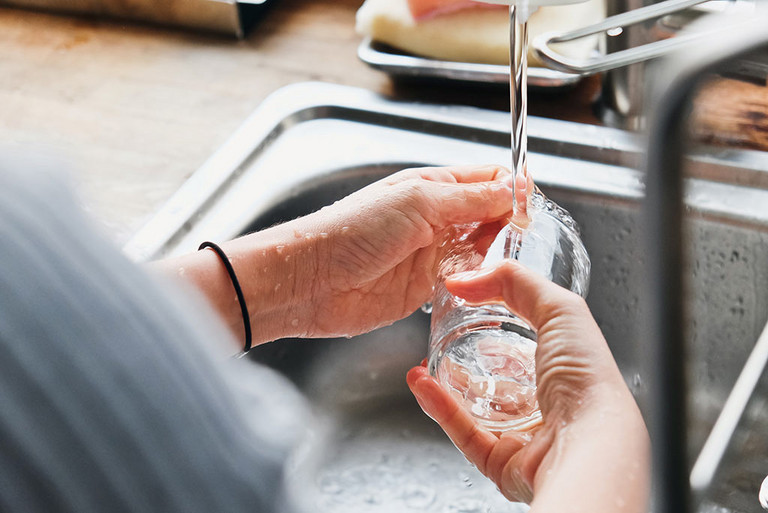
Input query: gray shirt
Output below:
<box><xmin>0</xmin><ymin>154</ymin><xmax>307</xmax><ymax>512</ymax></box>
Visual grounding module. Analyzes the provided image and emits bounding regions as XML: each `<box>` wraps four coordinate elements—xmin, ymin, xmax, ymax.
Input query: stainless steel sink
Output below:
<box><xmin>126</xmin><ymin>82</ymin><xmax>768</xmax><ymax>513</ymax></box>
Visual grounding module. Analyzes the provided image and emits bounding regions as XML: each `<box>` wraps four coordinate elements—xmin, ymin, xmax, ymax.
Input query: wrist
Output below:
<box><xmin>221</xmin><ymin>217</ymin><xmax>325</xmax><ymax>343</ymax></box>
<box><xmin>530</xmin><ymin>384</ymin><xmax>649</xmax><ymax>512</ymax></box>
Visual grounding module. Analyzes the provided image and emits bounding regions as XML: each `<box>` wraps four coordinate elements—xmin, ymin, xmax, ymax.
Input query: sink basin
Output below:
<box><xmin>126</xmin><ymin>82</ymin><xmax>768</xmax><ymax>513</ymax></box>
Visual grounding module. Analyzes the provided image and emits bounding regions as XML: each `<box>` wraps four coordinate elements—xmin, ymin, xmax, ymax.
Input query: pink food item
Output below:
<box><xmin>406</xmin><ymin>0</ymin><xmax>504</xmax><ymax>21</ymax></box>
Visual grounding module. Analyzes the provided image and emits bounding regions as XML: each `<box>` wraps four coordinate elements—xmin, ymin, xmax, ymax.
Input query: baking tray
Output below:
<box><xmin>358</xmin><ymin>37</ymin><xmax>584</xmax><ymax>89</ymax></box>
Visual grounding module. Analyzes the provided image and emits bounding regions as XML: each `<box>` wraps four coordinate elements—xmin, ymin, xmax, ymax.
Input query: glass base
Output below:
<box><xmin>429</xmin><ymin>322</ymin><xmax>542</xmax><ymax>432</ymax></box>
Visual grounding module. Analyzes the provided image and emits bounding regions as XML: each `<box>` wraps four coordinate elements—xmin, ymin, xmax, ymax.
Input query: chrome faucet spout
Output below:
<box><xmin>642</xmin><ymin>14</ymin><xmax>768</xmax><ymax>513</ymax></box>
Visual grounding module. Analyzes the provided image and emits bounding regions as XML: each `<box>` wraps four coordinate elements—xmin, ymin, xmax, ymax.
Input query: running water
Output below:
<box><xmin>427</xmin><ymin>0</ymin><xmax>592</xmax><ymax>431</ymax></box>
<box><xmin>509</xmin><ymin>0</ymin><xmax>530</xmax><ymax>219</ymax></box>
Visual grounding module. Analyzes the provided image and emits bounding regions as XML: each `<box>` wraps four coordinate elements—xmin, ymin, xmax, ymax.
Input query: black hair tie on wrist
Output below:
<box><xmin>198</xmin><ymin>241</ymin><xmax>252</xmax><ymax>355</ymax></box>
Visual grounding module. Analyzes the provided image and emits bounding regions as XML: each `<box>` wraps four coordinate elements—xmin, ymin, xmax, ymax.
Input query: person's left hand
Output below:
<box><xmin>288</xmin><ymin>165</ymin><xmax>517</xmax><ymax>338</ymax></box>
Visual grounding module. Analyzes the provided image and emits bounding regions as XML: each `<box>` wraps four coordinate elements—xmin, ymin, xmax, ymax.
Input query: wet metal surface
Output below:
<box><xmin>127</xmin><ymin>82</ymin><xmax>768</xmax><ymax>512</ymax></box>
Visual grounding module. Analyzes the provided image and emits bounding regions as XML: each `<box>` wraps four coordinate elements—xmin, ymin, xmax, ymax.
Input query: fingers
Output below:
<box><xmin>385</xmin><ymin>165</ymin><xmax>520</xmax><ymax>227</ymax></box>
<box><xmin>443</xmin><ymin>165</ymin><xmax>510</xmax><ymax>185</ymax></box>
<box><xmin>444</xmin><ymin>260</ymin><xmax>587</xmax><ymax>332</ymax></box>
<box><xmin>408</xmin><ymin>364</ymin><xmax>535</xmax><ymax>501</ymax></box>
<box><xmin>406</xmin><ymin>366</ymin><xmax>499</xmax><ymax>472</ymax></box>
<box><xmin>429</xmin><ymin>179</ymin><xmax>516</xmax><ymax>226</ymax></box>
<box><xmin>403</xmin><ymin>164</ymin><xmax>511</xmax><ymax>185</ymax></box>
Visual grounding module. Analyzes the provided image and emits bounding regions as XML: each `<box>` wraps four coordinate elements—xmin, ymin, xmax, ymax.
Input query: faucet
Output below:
<box><xmin>532</xmin><ymin>0</ymin><xmax>764</xmax><ymax>128</ymax></box>
<box><xmin>641</xmin><ymin>12</ymin><xmax>768</xmax><ymax>513</ymax></box>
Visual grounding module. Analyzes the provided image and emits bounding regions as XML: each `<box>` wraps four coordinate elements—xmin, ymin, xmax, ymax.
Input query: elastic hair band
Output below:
<box><xmin>198</xmin><ymin>241</ymin><xmax>252</xmax><ymax>355</ymax></box>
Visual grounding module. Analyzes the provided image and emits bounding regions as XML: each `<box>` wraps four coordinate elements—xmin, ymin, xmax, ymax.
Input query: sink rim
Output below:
<box><xmin>124</xmin><ymin>81</ymin><xmax>768</xmax><ymax>513</ymax></box>
<box><xmin>124</xmin><ymin>81</ymin><xmax>768</xmax><ymax>262</ymax></box>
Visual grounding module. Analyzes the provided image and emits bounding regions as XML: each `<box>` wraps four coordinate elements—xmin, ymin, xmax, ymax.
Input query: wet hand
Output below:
<box><xmin>407</xmin><ymin>261</ymin><xmax>649</xmax><ymax>511</ymax></box>
<box><xmin>292</xmin><ymin>165</ymin><xmax>516</xmax><ymax>338</ymax></box>
<box><xmin>155</xmin><ymin>165</ymin><xmax>516</xmax><ymax>347</ymax></box>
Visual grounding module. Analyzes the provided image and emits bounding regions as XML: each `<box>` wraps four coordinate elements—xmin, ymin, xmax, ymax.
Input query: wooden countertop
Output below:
<box><xmin>1</xmin><ymin>1</ymin><xmax>765</xmax><ymax>245</ymax></box>
<box><xmin>0</xmin><ymin>0</ymin><xmax>395</xmax><ymax>244</ymax></box>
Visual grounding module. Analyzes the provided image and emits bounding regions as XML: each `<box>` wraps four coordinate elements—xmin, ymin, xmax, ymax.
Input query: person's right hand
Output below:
<box><xmin>407</xmin><ymin>261</ymin><xmax>650</xmax><ymax>512</ymax></box>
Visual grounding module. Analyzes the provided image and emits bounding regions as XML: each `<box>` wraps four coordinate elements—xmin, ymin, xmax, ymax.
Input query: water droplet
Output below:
<box><xmin>320</xmin><ymin>232</ymin><xmax>329</xmax><ymax>239</ymax></box>
<box><xmin>274</xmin><ymin>283</ymin><xmax>281</xmax><ymax>292</ymax></box>
<box><xmin>341</xmin><ymin>226</ymin><xmax>350</xmax><ymax>233</ymax></box>
<box><xmin>421</xmin><ymin>302</ymin><xmax>433</xmax><ymax>314</ymax></box>
<box><xmin>607</xmin><ymin>26</ymin><xmax>623</xmax><ymax>37</ymax></box>
<box><xmin>759</xmin><ymin>474</ymin><xmax>768</xmax><ymax>509</ymax></box>
<box><xmin>276</xmin><ymin>245</ymin><xmax>285</xmax><ymax>254</ymax></box>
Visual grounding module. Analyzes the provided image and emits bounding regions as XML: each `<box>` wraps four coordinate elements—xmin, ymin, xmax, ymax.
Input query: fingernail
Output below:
<box><xmin>515</xmin><ymin>172</ymin><xmax>527</xmax><ymax>189</ymax></box>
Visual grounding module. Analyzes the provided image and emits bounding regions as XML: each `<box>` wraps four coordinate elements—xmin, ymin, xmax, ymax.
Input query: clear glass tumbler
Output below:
<box><xmin>428</xmin><ymin>192</ymin><xmax>590</xmax><ymax>431</ymax></box>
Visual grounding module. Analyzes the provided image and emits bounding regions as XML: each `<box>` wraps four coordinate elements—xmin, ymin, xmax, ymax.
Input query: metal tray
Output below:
<box><xmin>358</xmin><ymin>37</ymin><xmax>584</xmax><ymax>89</ymax></box>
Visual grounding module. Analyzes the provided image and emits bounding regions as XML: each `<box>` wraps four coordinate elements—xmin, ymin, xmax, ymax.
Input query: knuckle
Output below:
<box><xmin>555</xmin><ymin>290</ymin><xmax>589</xmax><ymax>314</ymax></box>
<box><xmin>406</xmin><ymin>178</ymin><xmax>434</xmax><ymax>198</ymax></box>
<box><xmin>536</xmin><ymin>286</ymin><xmax>586</xmax><ymax>319</ymax></box>
<box><xmin>469</xmin><ymin>183</ymin><xmax>495</xmax><ymax>204</ymax></box>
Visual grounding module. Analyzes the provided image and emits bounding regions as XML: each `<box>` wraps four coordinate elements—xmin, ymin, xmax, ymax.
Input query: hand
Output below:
<box><xmin>156</xmin><ymin>165</ymin><xmax>518</xmax><ymax>346</ymax></box>
<box><xmin>291</xmin><ymin>165</ymin><xmax>517</xmax><ymax>338</ymax></box>
<box><xmin>407</xmin><ymin>261</ymin><xmax>649</xmax><ymax>512</ymax></box>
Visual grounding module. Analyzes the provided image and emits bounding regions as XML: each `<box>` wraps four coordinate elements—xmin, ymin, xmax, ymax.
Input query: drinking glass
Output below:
<box><xmin>428</xmin><ymin>191</ymin><xmax>590</xmax><ymax>431</ymax></box>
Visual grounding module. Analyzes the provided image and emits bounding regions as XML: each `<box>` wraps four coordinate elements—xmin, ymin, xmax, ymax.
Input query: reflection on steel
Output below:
<box><xmin>532</xmin><ymin>0</ymin><xmax>710</xmax><ymax>74</ymax></box>
<box><xmin>357</xmin><ymin>38</ymin><xmax>583</xmax><ymax>88</ymax></box>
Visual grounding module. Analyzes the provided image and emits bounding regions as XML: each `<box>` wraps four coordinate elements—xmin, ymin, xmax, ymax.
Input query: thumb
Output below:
<box><xmin>444</xmin><ymin>260</ymin><xmax>584</xmax><ymax>332</ymax></box>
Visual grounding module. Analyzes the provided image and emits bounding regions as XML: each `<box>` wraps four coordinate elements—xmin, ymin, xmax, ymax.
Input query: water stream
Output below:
<box><xmin>509</xmin><ymin>2</ymin><xmax>530</xmax><ymax>218</ymax></box>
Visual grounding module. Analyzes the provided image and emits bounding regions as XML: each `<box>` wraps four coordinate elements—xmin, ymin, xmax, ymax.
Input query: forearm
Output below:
<box><xmin>152</xmin><ymin>218</ymin><xmax>322</xmax><ymax>348</ymax></box>
<box><xmin>530</xmin><ymin>388</ymin><xmax>650</xmax><ymax>513</ymax></box>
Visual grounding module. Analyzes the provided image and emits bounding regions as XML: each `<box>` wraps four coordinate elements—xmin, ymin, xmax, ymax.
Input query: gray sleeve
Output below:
<box><xmin>0</xmin><ymin>153</ymin><xmax>308</xmax><ymax>513</ymax></box>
